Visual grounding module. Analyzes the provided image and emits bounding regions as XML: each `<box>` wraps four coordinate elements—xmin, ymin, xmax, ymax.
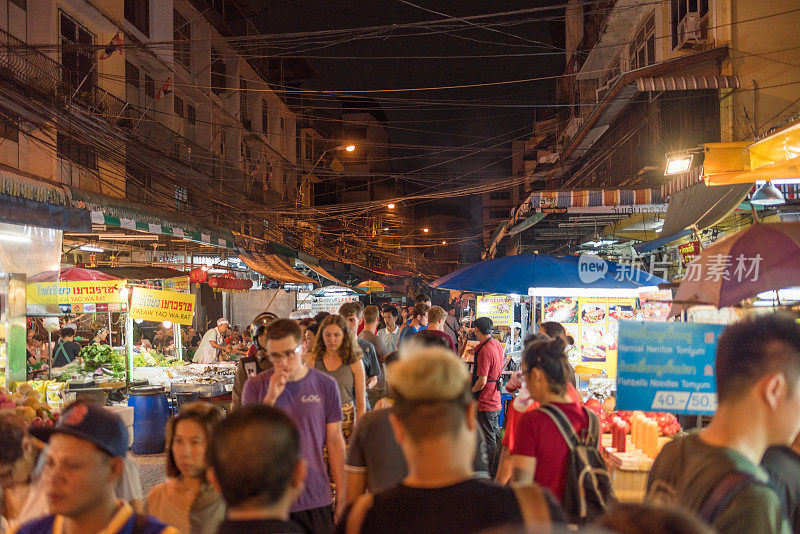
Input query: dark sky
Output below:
<box><xmin>260</xmin><ymin>0</ymin><xmax>566</xmax><ymax>183</ymax></box>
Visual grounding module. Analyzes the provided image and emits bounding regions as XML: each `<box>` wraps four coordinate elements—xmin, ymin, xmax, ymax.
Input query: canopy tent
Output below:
<box><xmin>28</xmin><ymin>266</ymin><xmax>120</xmax><ymax>282</ymax></box>
<box><xmin>431</xmin><ymin>253</ymin><xmax>665</xmax><ymax>295</ymax></box>
<box><xmin>239</xmin><ymin>251</ymin><xmax>317</xmax><ymax>286</ymax></box>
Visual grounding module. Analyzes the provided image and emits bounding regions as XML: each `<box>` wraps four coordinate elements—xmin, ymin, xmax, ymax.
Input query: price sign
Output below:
<box><xmin>616</xmin><ymin>321</ymin><xmax>726</xmax><ymax>415</ymax></box>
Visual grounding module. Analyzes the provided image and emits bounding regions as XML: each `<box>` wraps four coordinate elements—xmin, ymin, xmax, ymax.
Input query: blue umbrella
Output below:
<box><xmin>431</xmin><ymin>253</ymin><xmax>665</xmax><ymax>294</ymax></box>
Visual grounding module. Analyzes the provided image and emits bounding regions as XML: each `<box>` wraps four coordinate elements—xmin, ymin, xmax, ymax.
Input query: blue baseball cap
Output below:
<box><xmin>32</xmin><ymin>402</ymin><xmax>128</xmax><ymax>458</ymax></box>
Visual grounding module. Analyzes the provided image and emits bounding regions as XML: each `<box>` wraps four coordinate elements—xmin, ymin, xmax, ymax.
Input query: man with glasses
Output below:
<box><xmin>242</xmin><ymin>319</ymin><xmax>345</xmax><ymax>534</ymax></box>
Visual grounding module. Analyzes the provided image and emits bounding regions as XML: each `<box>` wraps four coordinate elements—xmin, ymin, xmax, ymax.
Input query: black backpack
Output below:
<box><xmin>539</xmin><ymin>404</ymin><xmax>617</xmax><ymax>524</ymax></box>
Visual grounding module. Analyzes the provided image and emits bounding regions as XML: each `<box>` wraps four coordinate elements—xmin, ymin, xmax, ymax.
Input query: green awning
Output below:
<box><xmin>90</xmin><ymin>211</ymin><xmax>235</xmax><ymax>249</ymax></box>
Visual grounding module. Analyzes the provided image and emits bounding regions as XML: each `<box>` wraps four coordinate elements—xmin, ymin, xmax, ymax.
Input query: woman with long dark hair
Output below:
<box><xmin>312</xmin><ymin>314</ymin><xmax>366</xmax><ymax>440</ymax></box>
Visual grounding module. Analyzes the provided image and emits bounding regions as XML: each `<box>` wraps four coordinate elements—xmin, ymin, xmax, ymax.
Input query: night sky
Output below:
<box><xmin>261</xmin><ymin>0</ymin><xmax>566</xmax><ymax>182</ymax></box>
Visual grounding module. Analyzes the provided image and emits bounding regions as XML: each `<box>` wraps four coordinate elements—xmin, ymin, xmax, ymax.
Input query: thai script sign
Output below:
<box><xmin>130</xmin><ymin>287</ymin><xmax>196</xmax><ymax>325</ymax></box>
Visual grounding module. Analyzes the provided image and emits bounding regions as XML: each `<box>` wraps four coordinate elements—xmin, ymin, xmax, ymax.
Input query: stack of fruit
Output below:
<box><xmin>583</xmin><ymin>397</ymin><xmax>681</xmax><ymax>437</ymax></box>
<box><xmin>0</xmin><ymin>382</ymin><xmax>59</xmax><ymax>426</ymax></box>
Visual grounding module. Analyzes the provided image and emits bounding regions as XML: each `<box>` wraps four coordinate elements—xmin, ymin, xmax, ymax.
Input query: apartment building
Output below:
<box><xmin>0</xmin><ymin>0</ymin><xmax>313</xmax><ymax>255</ymax></box>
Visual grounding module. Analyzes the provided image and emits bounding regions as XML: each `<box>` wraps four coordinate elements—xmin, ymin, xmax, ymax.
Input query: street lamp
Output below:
<box><xmin>297</xmin><ymin>144</ymin><xmax>356</xmax><ymax>206</ymax></box>
<box><xmin>423</xmin><ymin>228</ymin><xmax>429</xmax><ymax>233</ymax></box>
<box><xmin>387</xmin><ymin>203</ymin><xmax>395</xmax><ymax>209</ymax></box>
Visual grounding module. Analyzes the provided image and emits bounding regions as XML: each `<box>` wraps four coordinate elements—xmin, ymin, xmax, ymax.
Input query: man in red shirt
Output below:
<box><xmin>470</xmin><ymin>316</ymin><xmax>504</xmax><ymax>476</ymax></box>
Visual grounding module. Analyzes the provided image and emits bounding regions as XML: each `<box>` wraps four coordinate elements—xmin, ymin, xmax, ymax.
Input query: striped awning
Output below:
<box><xmin>636</xmin><ymin>75</ymin><xmax>740</xmax><ymax>91</ymax></box>
<box><xmin>239</xmin><ymin>251</ymin><xmax>318</xmax><ymax>285</ymax></box>
<box><xmin>90</xmin><ymin>211</ymin><xmax>235</xmax><ymax>249</ymax></box>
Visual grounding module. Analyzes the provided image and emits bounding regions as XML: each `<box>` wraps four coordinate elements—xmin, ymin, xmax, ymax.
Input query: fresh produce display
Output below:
<box><xmin>80</xmin><ymin>344</ymin><xmax>126</xmax><ymax>376</ymax></box>
<box><xmin>583</xmin><ymin>398</ymin><xmax>681</xmax><ymax>436</ymax></box>
<box><xmin>0</xmin><ymin>382</ymin><xmax>58</xmax><ymax>426</ymax></box>
<box><xmin>132</xmin><ymin>350</ymin><xmax>186</xmax><ymax>368</ymax></box>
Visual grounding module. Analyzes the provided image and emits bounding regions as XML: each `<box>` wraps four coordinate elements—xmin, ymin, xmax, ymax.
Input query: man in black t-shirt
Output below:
<box><xmin>52</xmin><ymin>327</ymin><xmax>81</xmax><ymax>367</ymax></box>
<box><xmin>762</xmin><ymin>431</ymin><xmax>800</xmax><ymax>534</ymax></box>
<box><xmin>209</xmin><ymin>405</ymin><xmax>304</xmax><ymax>534</ymax></box>
<box><xmin>337</xmin><ymin>347</ymin><xmax>562</xmax><ymax>534</ymax></box>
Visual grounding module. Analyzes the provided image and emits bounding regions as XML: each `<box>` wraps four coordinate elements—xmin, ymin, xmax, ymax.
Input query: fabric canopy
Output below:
<box><xmin>303</xmin><ymin>262</ymin><xmax>346</xmax><ymax>286</ymax></box>
<box><xmin>431</xmin><ymin>253</ymin><xmax>664</xmax><ymax>295</ymax></box>
<box><xmin>240</xmin><ymin>251</ymin><xmax>317</xmax><ymax>285</ymax></box>
<box><xmin>660</xmin><ymin>181</ymin><xmax>752</xmax><ymax>237</ymax></box>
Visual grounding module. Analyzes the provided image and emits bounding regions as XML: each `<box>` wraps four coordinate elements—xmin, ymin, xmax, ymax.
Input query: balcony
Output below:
<box><xmin>0</xmin><ymin>27</ymin><xmax>289</xmax><ymax>211</ymax></box>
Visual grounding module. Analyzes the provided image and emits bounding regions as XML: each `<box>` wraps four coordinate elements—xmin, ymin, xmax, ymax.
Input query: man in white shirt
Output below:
<box><xmin>193</xmin><ymin>318</ymin><xmax>232</xmax><ymax>363</ymax></box>
<box><xmin>378</xmin><ymin>305</ymin><xmax>401</xmax><ymax>353</ymax></box>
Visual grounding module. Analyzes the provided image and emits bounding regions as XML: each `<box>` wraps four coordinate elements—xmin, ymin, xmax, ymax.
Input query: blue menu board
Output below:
<box><xmin>616</xmin><ymin>321</ymin><xmax>727</xmax><ymax>415</ymax></box>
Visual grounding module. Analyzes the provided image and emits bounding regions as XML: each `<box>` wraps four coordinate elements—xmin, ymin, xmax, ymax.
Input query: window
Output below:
<box><xmin>489</xmin><ymin>209</ymin><xmax>510</xmax><ymax>219</ymax></box>
<box><xmin>124</xmin><ymin>0</ymin><xmax>149</xmax><ymax>36</ymax></box>
<box><xmin>240</xmin><ymin>77</ymin><xmax>248</xmax><ymax>123</ymax></box>
<box><xmin>125</xmin><ymin>61</ymin><xmax>139</xmax><ymax>88</ymax></box>
<box><xmin>280</xmin><ymin>117</ymin><xmax>285</xmax><ymax>132</ymax></box>
<box><xmin>175</xmin><ymin>185</ymin><xmax>188</xmax><ymax>210</ymax></box>
<box><xmin>10</xmin><ymin>0</ymin><xmax>26</xmax><ymax>9</ymax></box>
<box><xmin>628</xmin><ymin>13</ymin><xmax>656</xmax><ymax>71</ymax></box>
<box><xmin>305</xmin><ymin>134</ymin><xmax>313</xmax><ymax>161</ymax></box>
<box><xmin>262</xmin><ymin>101</ymin><xmax>269</xmax><ymax>133</ymax></box>
<box><xmin>173</xmin><ymin>9</ymin><xmax>190</xmax><ymax>70</ymax></box>
<box><xmin>671</xmin><ymin>0</ymin><xmax>709</xmax><ymax>49</ymax></box>
<box><xmin>0</xmin><ymin>117</ymin><xmax>18</xmax><ymax>143</ymax></box>
<box><xmin>211</xmin><ymin>48</ymin><xmax>226</xmax><ymax>95</ymax></box>
<box><xmin>174</xmin><ymin>95</ymin><xmax>183</xmax><ymax>117</ymax></box>
<box><xmin>60</xmin><ymin>12</ymin><xmax>95</xmax><ymax>93</ymax></box>
<box><xmin>144</xmin><ymin>75</ymin><xmax>154</xmax><ymax>99</ymax></box>
<box><xmin>187</xmin><ymin>105</ymin><xmax>196</xmax><ymax>125</ymax></box>
<box><xmin>57</xmin><ymin>131</ymin><xmax>96</xmax><ymax>170</ymax></box>
<box><xmin>489</xmin><ymin>190</ymin><xmax>511</xmax><ymax>200</ymax></box>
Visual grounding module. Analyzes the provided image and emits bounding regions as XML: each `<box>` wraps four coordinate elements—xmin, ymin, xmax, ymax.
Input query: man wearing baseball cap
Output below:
<box><xmin>193</xmin><ymin>318</ymin><xmax>232</xmax><ymax>364</ymax></box>
<box><xmin>11</xmin><ymin>401</ymin><xmax>177</xmax><ymax>534</ymax></box>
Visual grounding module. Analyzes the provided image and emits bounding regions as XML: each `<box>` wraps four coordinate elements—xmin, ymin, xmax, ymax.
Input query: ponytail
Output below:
<box><xmin>523</xmin><ymin>336</ymin><xmax>569</xmax><ymax>395</ymax></box>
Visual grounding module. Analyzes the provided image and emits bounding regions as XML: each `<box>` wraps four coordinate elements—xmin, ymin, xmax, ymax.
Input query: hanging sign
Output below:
<box><xmin>678</xmin><ymin>241</ymin><xmax>701</xmax><ymax>267</ymax></box>
<box><xmin>617</xmin><ymin>321</ymin><xmax>725</xmax><ymax>415</ymax></box>
<box><xmin>163</xmin><ymin>276</ymin><xmax>191</xmax><ymax>293</ymax></box>
<box><xmin>129</xmin><ymin>287</ymin><xmax>196</xmax><ymax>325</ymax></box>
<box><xmin>476</xmin><ymin>294</ymin><xmax>514</xmax><ymax>327</ymax></box>
<box><xmin>27</xmin><ymin>280</ymin><xmax>128</xmax><ymax>315</ymax></box>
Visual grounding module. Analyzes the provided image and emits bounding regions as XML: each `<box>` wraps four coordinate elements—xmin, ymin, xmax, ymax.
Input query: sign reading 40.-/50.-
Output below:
<box><xmin>616</xmin><ymin>321</ymin><xmax>726</xmax><ymax>415</ymax></box>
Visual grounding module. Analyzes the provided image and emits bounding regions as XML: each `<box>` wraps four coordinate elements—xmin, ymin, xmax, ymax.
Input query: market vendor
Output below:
<box><xmin>51</xmin><ymin>327</ymin><xmax>80</xmax><ymax>368</ymax></box>
<box><xmin>192</xmin><ymin>318</ymin><xmax>232</xmax><ymax>364</ymax></box>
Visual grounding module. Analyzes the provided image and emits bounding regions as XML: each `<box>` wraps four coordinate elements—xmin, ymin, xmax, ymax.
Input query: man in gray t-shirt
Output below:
<box><xmin>344</xmin><ymin>407</ymin><xmax>489</xmax><ymax>504</ymax></box>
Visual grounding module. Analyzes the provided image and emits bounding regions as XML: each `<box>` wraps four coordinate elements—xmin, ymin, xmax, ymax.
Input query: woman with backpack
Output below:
<box><xmin>510</xmin><ymin>336</ymin><xmax>614</xmax><ymax>523</ymax></box>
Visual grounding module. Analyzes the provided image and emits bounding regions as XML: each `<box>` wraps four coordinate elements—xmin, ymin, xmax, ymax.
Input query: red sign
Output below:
<box><xmin>678</xmin><ymin>241</ymin><xmax>701</xmax><ymax>267</ymax></box>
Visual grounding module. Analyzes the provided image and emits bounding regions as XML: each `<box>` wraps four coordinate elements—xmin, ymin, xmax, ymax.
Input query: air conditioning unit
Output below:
<box><xmin>677</xmin><ymin>12</ymin><xmax>705</xmax><ymax>50</ymax></box>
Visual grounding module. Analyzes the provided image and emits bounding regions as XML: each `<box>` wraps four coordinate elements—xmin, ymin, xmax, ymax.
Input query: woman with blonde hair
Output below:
<box><xmin>146</xmin><ymin>402</ymin><xmax>225</xmax><ymax>534</ymax></box>
<box><xmin>312</xmin><ymin>314</ymin><xmax>366</xmax><ymax>440</ymax></box>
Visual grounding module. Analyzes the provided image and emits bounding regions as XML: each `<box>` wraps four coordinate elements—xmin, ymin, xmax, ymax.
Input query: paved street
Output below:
<box><xmin>132</xmin><ymin>453</ymin><xmax>167</xmax><ymax>494</ymax></box>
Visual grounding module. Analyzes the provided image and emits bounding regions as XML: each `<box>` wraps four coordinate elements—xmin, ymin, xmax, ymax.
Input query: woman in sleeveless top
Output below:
<box><xmin>312</xmin><ymin>314</ymin><xmax>366</xmax><ymax>442</ymax></box>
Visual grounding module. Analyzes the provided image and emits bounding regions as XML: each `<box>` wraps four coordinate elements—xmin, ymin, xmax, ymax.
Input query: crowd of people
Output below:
<box><xmin>2</xmin><ymin>302</ymin><xmax>800</xmax><ymax>534</ymax></box>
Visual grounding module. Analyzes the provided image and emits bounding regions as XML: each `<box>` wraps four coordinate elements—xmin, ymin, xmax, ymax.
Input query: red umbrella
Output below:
<box><xmin>671</xmin><ymin>222</ymin><xmax>800</xmax><ymax>315</ymax></box>
<box><xmin>28</xmin><ymin>267</ymin><xmax>120</xmax><ymax>282</ymax></box>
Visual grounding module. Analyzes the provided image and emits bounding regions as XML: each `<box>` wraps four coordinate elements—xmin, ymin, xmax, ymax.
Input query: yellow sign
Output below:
<box><xmin>476</xmin><ymin>294</ymin><xmax>514</xmax><ymax>327</ymax></box>
<box><xmin>130</xmin><ymin>287</ymin><xmax>196</xmax><ymax>325</ymax></box>
<box><xmin>574</xmin><ymin>296</ymin><xmax>636</xmax><ymax>378</ymax></box>
<box><xmin>26</xmin><ymin>280</ymin><xmax>128</xmax><ymax>306</ymax></box>
<box><xmin>163</xmin><ymin>276</ymin><xmax>190</xmax><ymax>293</ymax></box>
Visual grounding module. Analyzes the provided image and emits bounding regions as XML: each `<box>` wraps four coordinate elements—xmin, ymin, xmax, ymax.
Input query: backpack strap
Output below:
<box><xmin>538</xmin><ymin>404</ymin><xmax>580</xmax><ymax>449</ymax></box>
<box><xmin>513</xmin><ymin>485</ymin><xmax>552</xmax><ymax>532</ymax></box>
<box><xmin>697</xmin><ymin>471</ymin><xmax>754</xmax><ymax>524</ymax></box>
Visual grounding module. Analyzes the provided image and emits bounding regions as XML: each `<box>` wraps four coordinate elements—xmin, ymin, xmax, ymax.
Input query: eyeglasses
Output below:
<box><xmin>267</xmin><ymin>344</ymin><xmax>303</xmax><ymax>360</ymax></box>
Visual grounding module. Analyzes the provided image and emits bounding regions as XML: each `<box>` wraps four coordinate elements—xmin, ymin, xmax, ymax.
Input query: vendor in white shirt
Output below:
<box><xmin>192</xmin><ymin>318</ymin><xmax>232</xmax><ymax>363</ymax></box>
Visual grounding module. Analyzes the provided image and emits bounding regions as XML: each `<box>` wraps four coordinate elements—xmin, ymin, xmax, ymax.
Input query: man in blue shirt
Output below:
<box><xmin>397</xmin><ymin>303</ymin><xmax>430</xmax><ymax>348</ymax></box>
